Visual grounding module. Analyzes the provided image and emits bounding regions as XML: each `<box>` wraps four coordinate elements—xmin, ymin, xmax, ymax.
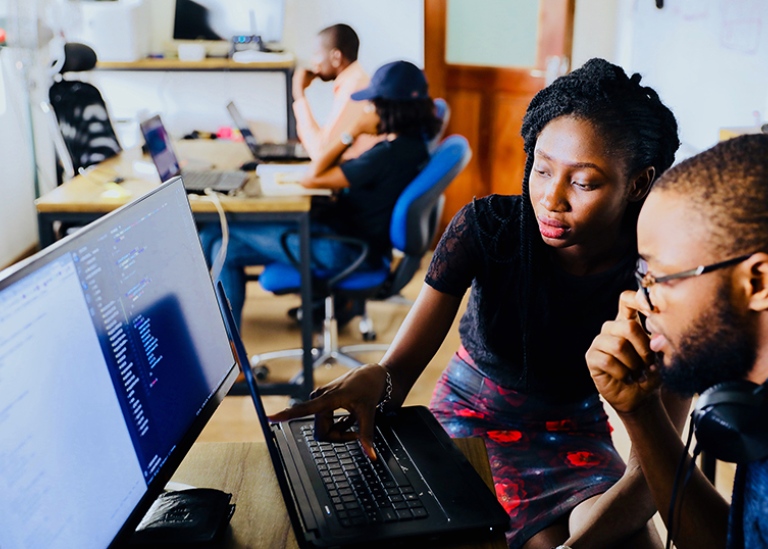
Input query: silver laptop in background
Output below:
<box><xmin>226</xmin><ymin>101</ymin><xmax>309</xmax><ymax>162</ymax></box>
<box><xmin>139</xmin><ymin>114</ymin><xmax>249</xmax><ymax>194</ymax></box>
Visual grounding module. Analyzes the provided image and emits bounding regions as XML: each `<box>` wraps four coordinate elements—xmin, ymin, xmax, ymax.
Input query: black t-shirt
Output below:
<box><xmin>425</xmin><ymin>194</ymin><xmax>637</xmax><ymax>403</ymax></box>
<box><xmin>326</xmin><ymin>135</ymin><xmax>428</xmax><ymax>255</ymax></box>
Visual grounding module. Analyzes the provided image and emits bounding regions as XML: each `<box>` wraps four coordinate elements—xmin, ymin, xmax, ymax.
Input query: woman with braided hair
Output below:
<box><xmin>272</xmin><ymin>58</ymin><xmax>687</xmax><ymax>548</ymax></box>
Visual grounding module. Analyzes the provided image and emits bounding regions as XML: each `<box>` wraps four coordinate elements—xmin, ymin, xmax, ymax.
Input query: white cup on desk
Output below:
<box><xmin>177</xmin><ymin>43</ymin><xmax>206</xmax><ymax>62</ymax></box>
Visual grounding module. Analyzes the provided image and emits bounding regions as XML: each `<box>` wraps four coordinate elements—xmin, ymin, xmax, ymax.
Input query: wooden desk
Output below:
<box><xmin>35</xmin><ymin>141</ymin><xmax>315</xmax><ymax>400</ymax></box>
<box><xmin>171</xmin><ymin>439</ymin><xmax>506</xmax><ymax>549</ymax></box>
<box><xmin>35</xmin><ymin>141</ymin><xmax>310</xmax><ymax>245</ymax></box>
<box><xmin>97</xmin><ymin>57</ymin><xmax>297</xmax><ymax>140</ymax></box>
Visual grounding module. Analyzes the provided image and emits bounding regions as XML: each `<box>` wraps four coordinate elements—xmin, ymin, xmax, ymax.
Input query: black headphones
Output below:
<box><xmin>692</xmin><ymin>379</ymin><xmax>768</xmax><ymax>463</ymax></box>
<box><xmin>664</xmin><ymin>379</ymin><xmax>768</xmax><ymax>548</ymax></box>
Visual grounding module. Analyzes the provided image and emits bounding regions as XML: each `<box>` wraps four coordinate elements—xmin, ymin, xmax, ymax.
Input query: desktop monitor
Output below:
<box><xmin>173</xmin><ymin>0</ymin><xmax>285</xmax><ymax>45</ymax></box>
<box><xmin>0</xmin><ymin>178</ymin><xmax>239</xmax><ymax>548</ymax></box>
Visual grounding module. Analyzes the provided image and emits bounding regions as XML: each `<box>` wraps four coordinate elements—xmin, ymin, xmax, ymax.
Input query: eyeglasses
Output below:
<box><xmin>635</xmin><ymin>253</ymin><xmax>754</xmax><ymax>311</ymax></box>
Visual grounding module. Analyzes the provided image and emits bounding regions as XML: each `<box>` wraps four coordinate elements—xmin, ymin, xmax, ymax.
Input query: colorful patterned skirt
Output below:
<box><xmin>429</xmin><ymin>347</ymin><xmax>626</xmax><ymax>549</ymax></box>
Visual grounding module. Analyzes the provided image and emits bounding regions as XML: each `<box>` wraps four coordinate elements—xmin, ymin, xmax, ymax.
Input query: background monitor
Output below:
<box><xmin>173</xmin><ymin>0</ymin><xmax>285</xmax><ymax>45</ymax></box>
<box><xmin>0</xmin><ymin>178</ymin><xmax>238</xmax><ymax>548</ymax></box>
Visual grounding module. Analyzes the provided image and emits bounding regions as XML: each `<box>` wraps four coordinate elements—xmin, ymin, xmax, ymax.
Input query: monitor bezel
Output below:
<box><xmin>0</xmin><ymin>178</ymin><xmax>239</xmax><ymax>548</ymax></box>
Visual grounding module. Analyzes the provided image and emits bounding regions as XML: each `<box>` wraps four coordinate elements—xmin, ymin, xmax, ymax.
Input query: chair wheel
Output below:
<box><xmin>362</xmin><ymin>331</ymin><xmax>377</xmax><ymax>342</ymax></box>
<box><xmin>254</xmin><ymin>364</ymin><xmax>270</xmax><ymax>380</ymax></box>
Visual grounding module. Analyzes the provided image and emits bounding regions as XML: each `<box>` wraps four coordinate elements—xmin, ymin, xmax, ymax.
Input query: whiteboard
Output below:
<box><xmin>622</xmin><ymin>0</ymin><xmax>768</xmax><ymax>154</ymax></box>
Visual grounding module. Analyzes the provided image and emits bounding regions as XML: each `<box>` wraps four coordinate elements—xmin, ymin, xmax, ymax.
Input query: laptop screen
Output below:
<box><xmin>226</xmin><ymin>101</ymin><xmax>261</xmax><ymax>157</ymax></box>
<box><xmin>0</xmin><ymin>178</ymin><xmax>238</xmax><ymax>548</ymax></box>
<box><xmin>140</xmin><ymin>115</ymin><xmax>183</xmax><ymax>182</ymax></box>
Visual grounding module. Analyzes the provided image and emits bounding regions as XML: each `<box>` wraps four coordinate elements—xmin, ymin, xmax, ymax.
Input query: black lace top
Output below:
<box><xmin>426</xmin><ymin>195</ymin><xmax>637</xmax><ymax>403</ymax></box>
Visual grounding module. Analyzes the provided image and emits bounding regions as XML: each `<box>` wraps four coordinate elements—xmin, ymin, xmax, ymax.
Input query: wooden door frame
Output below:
<box><xmin>424</xmin><ymin>0</ymin><xmax>575</xmax><ymax>223</ymax></box>
<box><xmin>425</xmin><ymin>0</ymin><xmax>575</xmax><ymax>97</ymax></box>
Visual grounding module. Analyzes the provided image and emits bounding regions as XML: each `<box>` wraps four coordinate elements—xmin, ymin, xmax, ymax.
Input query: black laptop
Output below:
<box><xmin>227</xmin><ymin>100</ymin><xmax>310</xmax><ymax>161</ymax></box>
<box><xmin>215</xmin><ymin>282</ymin><xmax>510</xmax><ymax>548</ymax></box>
<box><xmin>140</xmin><ymin>114</ymin><xmax>249</xmax><ymax>193</ymax></box>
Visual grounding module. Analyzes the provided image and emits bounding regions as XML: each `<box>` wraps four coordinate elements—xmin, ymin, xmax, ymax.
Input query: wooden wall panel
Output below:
<box><xmin>442</xmin><ymin>90</ymin><xmax>484</xmax><ymax>226</ymax></box>
<box><xmin>425</xmin><ymin>0</ymin><xmax>574</xmax><ymax>233</ymax></box>
<box><xmin>489</xmin><ymin>94</ymin><xmax>531</xmax><ymax>197</ymax></box>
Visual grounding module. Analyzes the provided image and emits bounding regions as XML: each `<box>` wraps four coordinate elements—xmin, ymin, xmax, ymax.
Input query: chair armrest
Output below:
<box><xmin>278</xmin><ymin>230</ymin><xmax>371</xmax><ymax>286</ymax></box>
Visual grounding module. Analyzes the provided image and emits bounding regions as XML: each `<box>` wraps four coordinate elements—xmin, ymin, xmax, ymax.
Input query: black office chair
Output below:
<box><xmin>251</xmin><ymin>135</ymin><xmax>472</xmax><ymax>383</ymax></box>
<box><xmin>46</xmin><ymin>43</ymin><xmax>122</xmax><ymax>180</ymax></box>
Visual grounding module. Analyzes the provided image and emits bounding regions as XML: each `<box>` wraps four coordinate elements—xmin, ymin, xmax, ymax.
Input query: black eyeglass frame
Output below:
<box><xmin>635</xmin><ymin>253</ymin><xmax>755</xmax><ymax>311</ymax></box>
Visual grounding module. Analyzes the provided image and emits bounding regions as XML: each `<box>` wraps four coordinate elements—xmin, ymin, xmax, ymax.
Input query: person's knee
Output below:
<box><xmin>568</xmin><ymin>494</ymin><xmax>600</xmax><ymax>533</ymax></box>
<box><xmin>521</xmin><ymin>519</ymin><xmax>569</xmax><ymax>549</ymax></box>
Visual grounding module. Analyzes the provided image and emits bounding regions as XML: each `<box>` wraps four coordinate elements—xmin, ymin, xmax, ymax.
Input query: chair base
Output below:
<box><xmin>250</xmin><ymin>295</ymin><xmax>390</xmax><ymax>386</ymax></box>
<box><xmin>250</xmin><ymin>343</ymin><xmax>390</xmax><ymax>385</ymax></box>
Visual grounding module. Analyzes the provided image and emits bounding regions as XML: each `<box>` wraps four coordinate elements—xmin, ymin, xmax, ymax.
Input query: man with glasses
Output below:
<box><xmin>586</xmin><ymin>134</ymin><xmax>768</xmax><ymax>549</ymax></box>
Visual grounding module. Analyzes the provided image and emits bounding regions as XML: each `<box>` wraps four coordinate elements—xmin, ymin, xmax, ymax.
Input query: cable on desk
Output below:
<box><xmin>204</xmin><ymin>188</ymin><xmax>230</xmax><ymax>281</ymax></box>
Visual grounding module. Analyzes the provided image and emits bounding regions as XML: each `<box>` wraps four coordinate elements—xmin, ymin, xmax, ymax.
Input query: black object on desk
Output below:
<box><xmin>239</xmin><ymin>160</ymin><xmax>260</xmax><ymax>171</ymax></box>
<box><xmin>131</xmin><ymin>488</ymin><xmax>235</xmax><ymax>547</ymax></box>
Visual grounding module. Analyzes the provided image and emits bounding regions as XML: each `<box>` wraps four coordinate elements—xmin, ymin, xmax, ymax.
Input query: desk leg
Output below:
<box><xmin>285</xmin><ymin>68</ymin><xmax>297</xmax><ymax>142</ymax></box>
<box><xmin>298</xmin><ymin>213</ymin><xmax>313</xmax><ymax>401</ymax></box>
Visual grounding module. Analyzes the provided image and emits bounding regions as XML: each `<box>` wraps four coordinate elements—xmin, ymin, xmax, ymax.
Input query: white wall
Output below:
<box><xmin>0</xmin><ymin>48</ymin><xmax>40</xmax><ymax>268</ymax></box>
<box><xmin>0</xmin><ymin>0</ymin><xmax>60</xmax><ymax>268</ymax></box>
<box><xmin>86</xmin><ymin>0</ymin><xmax>424</xmax><ymax>146</ymax></box>
<box><xmin>571</xmin><ymin>0</ymin><xmax>620</xmax><ymax>69</ymax></box>
<box><xmin>569</xmin><ymin>0</ymin><xmax>768</xmax><ymax>159</ymax></box>
<box><xmin>618</xmin><ymin>0</ymin><xmax>768</xmax><ymax>155</ymax></box>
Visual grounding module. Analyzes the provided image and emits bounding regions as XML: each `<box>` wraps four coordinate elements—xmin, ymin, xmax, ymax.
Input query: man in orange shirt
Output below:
<box><xmin>292</xmin><ymin>24</ymin><xmax>379</xmax><ymax>161</ymax></box>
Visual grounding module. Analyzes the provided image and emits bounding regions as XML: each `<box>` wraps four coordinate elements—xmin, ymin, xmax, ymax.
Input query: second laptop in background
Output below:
<box><xmin>140</xmin><ymin>114</ymin><xmax>249</xmax><ymax>194</ymax></box>
<box><xmin>227</xmin><ymin>101</ymin><xmax>310</xmax><ymax>162</ymax></box>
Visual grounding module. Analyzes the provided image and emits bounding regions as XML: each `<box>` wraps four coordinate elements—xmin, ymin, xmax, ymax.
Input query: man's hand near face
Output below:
<box><xmin>586</xmin><ymin>290</ymin><xmax>660</xmax><ymax>414</ymax></box>
<box><xmin>293</xmin><ymin>68</ymin><xmax>318</xmax><ymax>100</ymax></box>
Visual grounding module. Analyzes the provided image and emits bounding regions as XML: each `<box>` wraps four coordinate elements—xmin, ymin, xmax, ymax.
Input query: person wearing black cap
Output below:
<box><xmin>201</xmin><ymin>60</ymin><xmax>441</xmax><ymax>328</ymax></box>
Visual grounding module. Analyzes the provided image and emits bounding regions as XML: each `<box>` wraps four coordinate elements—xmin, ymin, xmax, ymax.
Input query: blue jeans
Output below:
<box><xmin>199</xmin><ymin>221</ymin><xmax>363</xmax><ymax>328</ymax></box>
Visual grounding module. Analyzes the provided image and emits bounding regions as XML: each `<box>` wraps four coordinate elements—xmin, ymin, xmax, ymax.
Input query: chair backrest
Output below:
<box><xmin>427</xmin><ymin>98</ymin><xmax>451</xmax><ymax>153</ymax></box>
<box><xmin>384</xmin><ymin>134</ymin><xmax>471</xmax><ymax>295</ymax></box>
<box><xmin>48</xmin><ymin>43</ymin><xmax>121</xmax><ymax>174</ymax></box>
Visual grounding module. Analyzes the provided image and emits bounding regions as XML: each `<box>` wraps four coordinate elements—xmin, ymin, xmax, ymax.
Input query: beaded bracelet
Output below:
<box><xmin>377</xmin><ymin>369</ymin><xmax>392</xmax><ymax>412</ymax></box>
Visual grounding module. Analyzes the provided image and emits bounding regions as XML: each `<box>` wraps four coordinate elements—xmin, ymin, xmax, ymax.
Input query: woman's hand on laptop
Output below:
<box><xmin>268</xmin><ymin>363</ymin><xmax>390</xmax><ymax>460</ymax></box>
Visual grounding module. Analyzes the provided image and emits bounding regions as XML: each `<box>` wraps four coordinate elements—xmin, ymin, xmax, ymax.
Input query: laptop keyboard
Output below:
<box><xmin>259</xmin><ymin>143</ymin><xmax>296</xmax><ymax>157</ymax></box>
<box><xmin>182</xmin><ymin>170</ymin><xmax>247</xmax><ymax>192</ymax></box>
<box><xmin>299</xmin><ymin>425</ymin><xmax>429</xmax><ymax>527</ymax></box>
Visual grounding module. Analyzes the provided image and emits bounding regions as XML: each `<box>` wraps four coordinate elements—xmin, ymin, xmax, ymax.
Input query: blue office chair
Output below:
<box><xmin>251</xmin><ymin>135</ymin><xmax>472</xmax><ymax>382</ymax></box>
<box><xmin>428</xmin><ymin>98</ymin><xmax>451</xmax><ymax>153</ymax></box>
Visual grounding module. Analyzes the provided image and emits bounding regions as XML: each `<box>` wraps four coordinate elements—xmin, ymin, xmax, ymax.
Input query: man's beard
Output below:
<box><xmin>657</xmin><ymin>286</ymin><xmax>756</xmax><ymax>397</ymax></box>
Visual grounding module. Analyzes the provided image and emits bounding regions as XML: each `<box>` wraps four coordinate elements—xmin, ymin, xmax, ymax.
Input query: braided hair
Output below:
<box><xmin>517</xmin><ymin>58</ymin><xmax>680</xmax><ymax>386</ymax></box>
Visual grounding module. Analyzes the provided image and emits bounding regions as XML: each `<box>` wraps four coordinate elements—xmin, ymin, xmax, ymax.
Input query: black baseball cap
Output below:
<box><xmin>351</xmin><ymin>60</ymin><xmax>429</xmax><ymax>101</ymax></box>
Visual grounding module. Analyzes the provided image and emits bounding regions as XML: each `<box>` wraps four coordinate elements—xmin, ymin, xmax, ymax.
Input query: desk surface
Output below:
<box><xmin>172</xmin><ymin>440</ymin><xmax>506</xmax><ymax>549</ymax></box>
<box><xmin>35</xmin><ymin>141</ymin><xmax>311</xmax><ymax>215</ymax></box>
